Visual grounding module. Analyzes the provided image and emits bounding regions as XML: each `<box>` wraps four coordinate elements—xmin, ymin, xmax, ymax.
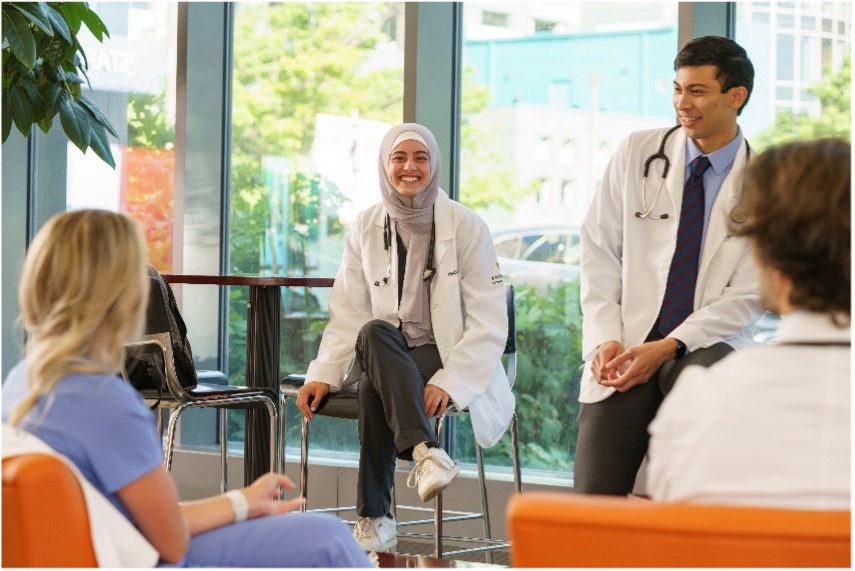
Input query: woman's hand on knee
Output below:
<box><xmin>296</xmin><ymin>381</ymin><xmax>330</xmax><ymax>421</ymax></box>
<box><xmin>424</xmin><ymin>384</ymin><xmax>450</xmax><ymax>418</ymax></box>
<box><xmin>244</xmin><ymin>472</ymin><xmax>305</xmax><ymax>518</ymax></box>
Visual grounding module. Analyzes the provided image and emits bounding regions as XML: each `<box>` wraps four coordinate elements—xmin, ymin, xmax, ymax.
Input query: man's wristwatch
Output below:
<box><xmin>672</xmin><ymin>338</ymin><xmax>687</xmax><ymax>360</ymax></box>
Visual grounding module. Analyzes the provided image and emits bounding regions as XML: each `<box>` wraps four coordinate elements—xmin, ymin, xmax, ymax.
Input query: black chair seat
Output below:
<box><xmin>125</xmin><ymin>268</ymin><xmax>279</xmax><ymax>493</ymax></box>
<box><xmin>189</xmin><ymin>384</ymin><xmax>276</xmax><ymax>398</ymax></box>
<box><xmin>281</xmin><ymin>375</ymin><xmax>357</xmax><ymax>419</ymax></box>
<box><xmin>277</xmin><ymin>284</ymin><xmax>521</xmax><ymax>560</ymax></box>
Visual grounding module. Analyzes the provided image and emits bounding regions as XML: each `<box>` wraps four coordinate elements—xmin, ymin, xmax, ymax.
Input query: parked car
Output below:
<box><xmin>492</xmin><ymin>227</ymin><xmax>581</xmax><ymax>293</ymax></box>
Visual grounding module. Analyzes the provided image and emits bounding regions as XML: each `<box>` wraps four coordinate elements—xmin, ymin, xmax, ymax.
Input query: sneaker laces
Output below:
<box><xmin>354</xmin><ymin>517</ymin><xmax>375</xmax><ymax>539</ymax></box>
<box><xmin>406</xmin><ymin>451</ymin><xmax>452</xmax><ymax>489</ymax></box>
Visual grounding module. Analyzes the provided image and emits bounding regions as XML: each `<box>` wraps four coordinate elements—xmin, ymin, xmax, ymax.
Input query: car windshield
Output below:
<box><xmin>496</xmin><ymin>230</ymin><xmax>580</xmax><ymax>265</ymax></box>
<box><xmin>525</xmin><ymin>234</ymin><xmax>566</xmax><ymax>264</ymax></box>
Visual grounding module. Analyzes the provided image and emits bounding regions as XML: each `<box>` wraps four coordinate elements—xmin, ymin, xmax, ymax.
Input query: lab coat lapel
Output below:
<box><xmin>664</xmin><ymin>127</ymin><xmax>688</xmax><ymax>214</ymax></box>
<box><xmin>697</xmin><ymin>139</ymin><xmax>749</xmax><ymax>296</ymax></box>
<box><xmin>432</xmin><ymin>191</ymin><xmax>454</xmax><ymax>288</ymax></box>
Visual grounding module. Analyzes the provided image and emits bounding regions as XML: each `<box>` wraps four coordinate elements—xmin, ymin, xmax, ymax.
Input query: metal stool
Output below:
<box><xmin>125</xmin><ymin>272</ymin><xmax>278</xmax><ymax>493</ymax></box>
<box><xmin>278</xmin><ymin>284</ymin><xmax>521</xmax><ymax>558</ymax></box>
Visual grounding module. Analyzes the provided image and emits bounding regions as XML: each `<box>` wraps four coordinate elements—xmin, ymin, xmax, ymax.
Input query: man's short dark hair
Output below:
<box><xmin>730</xmin><ymin>138</ymin><xmax>851</xmax><ymax>320</ymax></box>
<box><xmin>674</xmin><ymin>36</ymin><xmax>755</xmax><ymax>115</ymax></box>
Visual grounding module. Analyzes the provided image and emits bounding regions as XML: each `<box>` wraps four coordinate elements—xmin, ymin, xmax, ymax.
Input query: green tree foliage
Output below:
<box><xmin>127</xmin><ymin>91</ymin><xmax>174</xmax><ymax>149</ymax></box>
<box><xmin>1</xmin><ymin>2</ymin><xmax>117</xmax><ymax>167</ymax></box>
<box><xmin>228</xmin><ymin>3</ymin><xmax>401</xmax><ymax>385</ymax></box>
<box><xmin>753</xmin><ymin>56</ymin><xmax>850</xmax><ymax>150</ymax></box>
<box><xmin>454</xmin><ymin>282</ymin><xmax>583</xmax><ymax>472</ymax></box>
<box><xmin>229</xmin><ymin>2</ymin><xmax>399</xmax><ymax>277</ymax></box>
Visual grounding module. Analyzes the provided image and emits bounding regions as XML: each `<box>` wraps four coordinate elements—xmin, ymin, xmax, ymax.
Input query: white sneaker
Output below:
<box><xmin>407</xmin><ymin>442</ymin><xmax>460</xmax><ymax>502</ymax></box>
<box><xmin>353</xmin><ymin>515</ymin><xmax>397</xmax><ymax>552</ymax></box>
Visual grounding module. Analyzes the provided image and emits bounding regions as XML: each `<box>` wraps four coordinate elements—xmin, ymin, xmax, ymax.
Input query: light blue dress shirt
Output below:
<box><xmin>684</xmin><ymin>127</ymin><xmax>747</xmax><ymax>256</ymax></box>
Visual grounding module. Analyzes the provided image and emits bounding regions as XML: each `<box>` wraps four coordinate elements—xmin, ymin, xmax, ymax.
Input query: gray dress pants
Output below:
<box><xmin>573</xmin><ymin>340</ymin><xmax>733</xmax><ymax>495</ymax></box>
<box><xmin>354</xmin><ymin>319</ymin><xmax>443</xmax><ymax>517</ymax></box>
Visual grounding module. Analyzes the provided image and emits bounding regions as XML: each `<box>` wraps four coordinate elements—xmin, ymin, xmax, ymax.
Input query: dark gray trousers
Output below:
<box><xmin>354</xmin><ymin>320</ymin><xmax>443</xmax><ymax>517</ymax></box>
<box><xmin>573</xmin><ymin>341</ymin><xmax>733</xmax><ymax>495</ymax></box>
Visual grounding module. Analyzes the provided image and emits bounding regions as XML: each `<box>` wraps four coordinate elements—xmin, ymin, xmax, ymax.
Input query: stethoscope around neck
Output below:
<box><xmin>636</xmin><ymin>124</ymin><xmax>751</xmax><ymax>220</ymax></box>
<box><xmin>374</xmin><ymin>210</ymin><xmax>436</xmax><ymax>287</ymax></box>
<box><xmin>635</xmin><ymin>125</ymin><xmax>682</xmax><ymax>220</ymax></box>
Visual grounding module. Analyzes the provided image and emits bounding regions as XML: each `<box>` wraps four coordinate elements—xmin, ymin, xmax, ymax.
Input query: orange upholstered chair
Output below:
<box><xmin>3</xmin><ymin>453</ymin><xmax>99</xmax><ymax>567</ymax></box>
<box><xmin>507</xmin><ymin>491</ymin><xmax>851</xmax><ymax>568</ymax></box>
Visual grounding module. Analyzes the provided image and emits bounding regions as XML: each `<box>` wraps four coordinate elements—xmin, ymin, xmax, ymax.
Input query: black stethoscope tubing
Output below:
<box><xmin>374</xmin><ymin>210</ymin><xmax>436</xmax><ymax>286</ymax></box>
<box><xmin>636</xmin><ymin>124</ymin><xmax>751</xmax><ymax>220</ymax></box>
<box><xmin>642</xmin><ymin>124</ymin><xmax>682</xmax><ymax>181</ymax></box>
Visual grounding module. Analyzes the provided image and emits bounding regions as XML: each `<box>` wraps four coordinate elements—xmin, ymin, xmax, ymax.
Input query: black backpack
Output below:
<box><xmin>125</xmin><ymin>265</ymin><xmax>197</xmax><ymax>402</ymax></box>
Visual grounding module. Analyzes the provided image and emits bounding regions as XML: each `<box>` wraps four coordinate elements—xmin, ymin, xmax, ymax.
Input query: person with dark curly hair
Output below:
<box><xmin>648</xmin><ymin>138</ymin><xmax>851</xmax><ymax>509</ymax></box>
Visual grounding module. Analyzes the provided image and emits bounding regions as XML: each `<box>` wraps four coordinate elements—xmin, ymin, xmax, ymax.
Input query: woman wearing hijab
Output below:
<box><xmin>296</xmin><ymin>123</ymin><xmax>513</xmax><ymax>552</ymax></box>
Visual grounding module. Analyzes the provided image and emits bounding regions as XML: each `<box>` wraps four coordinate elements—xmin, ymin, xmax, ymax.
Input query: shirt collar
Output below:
<box><xmin>685</xmin><ymin>126</ymin><xmax>744</xmax><ymax>176</ymax></box>
<box><xmin>776</xmin><ymin>310</ymin><xmax>851</xmax><ymax>344</ymax></box>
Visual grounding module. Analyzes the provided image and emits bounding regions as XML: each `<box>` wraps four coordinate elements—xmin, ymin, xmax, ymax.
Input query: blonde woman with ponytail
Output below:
<box><xmin>3</xmin><ymin>210</ymin><xmax>371</xmax><ymax>568</ymax></box>
<box><xmin>9</xmin><ymin>209</ymin><xmax>149</xmax><ymax>427</ymax></box>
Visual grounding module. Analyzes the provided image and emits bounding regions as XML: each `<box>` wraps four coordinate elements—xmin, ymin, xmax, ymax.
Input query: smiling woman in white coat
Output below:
<box><xmin>295</xmin><ymin>123</ymin><xmax>512</xmax><ymax>553</ymax></box>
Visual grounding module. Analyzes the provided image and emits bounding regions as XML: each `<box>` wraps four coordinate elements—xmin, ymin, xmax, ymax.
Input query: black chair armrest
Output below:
<box><xmin>281</xmin><ymin>373</ymin><xmax>307</xmax><ymax>388</ymax></box>
<box><xmin>279</xmin><ymin>373</ymin><xmax>358</xmax><ymax>419</ymax></box>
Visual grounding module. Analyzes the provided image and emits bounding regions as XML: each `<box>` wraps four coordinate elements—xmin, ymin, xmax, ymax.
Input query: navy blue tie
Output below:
<box><xmin>659</xmin><ymin>155</ymin><xmax>711</xmax><ymax>336</ymax></box>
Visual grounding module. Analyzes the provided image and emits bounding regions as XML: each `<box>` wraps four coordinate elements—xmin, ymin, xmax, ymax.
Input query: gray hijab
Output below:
<box><xmin>377</xmin><ymin>123</ymin><xmax>441</xmax><ymax>347</ymax></box>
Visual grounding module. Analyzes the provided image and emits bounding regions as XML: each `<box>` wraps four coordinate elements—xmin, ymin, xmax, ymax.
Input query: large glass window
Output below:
<box><xmin>228</xmin><ymin>3</ymin><xmax>405</xmax><ymax>454</ymax></box>
<box><xmin>458</xmin><ymin>2</ymin><xmax>679</xmax><ymax>481</ymax></box>
<box><xmin>736</xmin><ymin>1</ymin><xmax>851</xmax><ymax>144</ymax></box>
<box><xmin>735</xmin><ymin>1</ymin><xmax>850</xmax><ymax>346</ymax></box>
<box><xmin>22</xmin><ymin>1</ymin><xmax>192</xmax><ymax>442</ymax></box>
<box><xmin>67</xmin><ymin>2</ymin><xmax>178</xmax><ymax>273</ymax></box>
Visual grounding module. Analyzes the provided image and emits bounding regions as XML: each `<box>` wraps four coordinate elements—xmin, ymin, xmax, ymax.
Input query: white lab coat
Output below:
<box><xmin>579</xmin><ymin>126</ymin><xmax>763</xmax><ymax>404</ymax></box>
<box><xmin>306</xmin><ymin>190</ymin><xmax>513</xmax><ymax>448</ymax></box>
<box><xmin>648</xmin><ymin>311</ymin><xmax>851</xmax><ymax>510</ymax></box>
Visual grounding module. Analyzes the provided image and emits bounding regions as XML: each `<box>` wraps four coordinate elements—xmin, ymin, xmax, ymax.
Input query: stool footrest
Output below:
<box><xmin>279</xmin><ymin>363</ymin><xmax>523</xmax><ymax>561</ymax></box>
<box><xmin>397</xmin><ymin>514</ymin><xmax>484</xmax><ymax>527</ymax></box>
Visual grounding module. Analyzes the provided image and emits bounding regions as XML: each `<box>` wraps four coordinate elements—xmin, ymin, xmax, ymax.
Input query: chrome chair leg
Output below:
<box><xmin>220</xmin><ymin>408</ymin><xmax>228</xmax><ymax>493</ymax></box>
<box><xmin>475</xmin><ymin>443</ymin><xmax>493</xmax><ymax>564</ymax></box>
<box><xmin>300</xmin><ymin>416</ymin><xmax>309</xmax><ymax>512</ymax></box>
<box><xmin>266</xmin><ymin>399</ymin><xmax>278</xmax><ymax>475</ymax></box>
<box><xmin>155</xmin><ymin>407</ymin><xmax>165</xmax><ymax>439</ymax></box>
<box><xmin>278</xmin><ymin>395</ymin><xmax>287</xmax><ymax>475</ymax></box>
<box><xmin>434</xmin><ymin>414</ymin><xmax>446</xmax><ymax>558</ymax></box>
<box><xmin>390</xmin><ymin>484</ymin><xmax>397</xmax><ymax>521</ymax></box>
<box><xmin>164</xmin><ymin>403</ymin><xmax>191</xmax><ymax>472</ymax></box>
<box><xmin>511</xmin><ymin>412</ymin><xmax>522</xmax><ymax>493</ymax></box>
<box><xmin>165</xmin><ymin>396</ymin><xmax>278</xmax><ymax>483</ymax></box>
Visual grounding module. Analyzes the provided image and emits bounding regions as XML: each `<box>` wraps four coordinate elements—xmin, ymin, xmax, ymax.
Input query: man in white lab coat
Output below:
<box><xmin>575</xmin><ymin>36</ymin><xmax>764</xmax><ymax>495</ymax></box>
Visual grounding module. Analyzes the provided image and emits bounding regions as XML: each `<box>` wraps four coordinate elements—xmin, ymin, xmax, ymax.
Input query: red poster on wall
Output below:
<box><xmin>120</xmin><ymin>146</ymin><xmax>175</xmax><ymax>273</ymax></box>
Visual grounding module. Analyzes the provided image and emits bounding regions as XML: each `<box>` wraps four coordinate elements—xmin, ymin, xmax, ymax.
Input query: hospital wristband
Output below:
<box><xmin>225</xmin><ymin>489</ymin><xmax>249</xmax><ymax>522</ymax></box>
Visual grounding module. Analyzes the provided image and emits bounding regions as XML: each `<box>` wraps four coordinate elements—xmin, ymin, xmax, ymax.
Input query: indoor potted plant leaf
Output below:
<box><xmin>2</xmin><ymin>2</ymin><xmax>118</xmax><ymax>168</ymax></box>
